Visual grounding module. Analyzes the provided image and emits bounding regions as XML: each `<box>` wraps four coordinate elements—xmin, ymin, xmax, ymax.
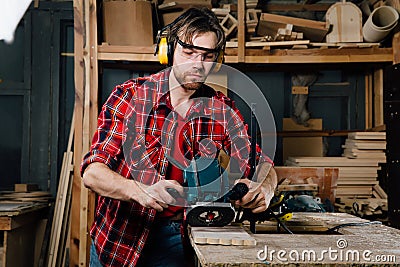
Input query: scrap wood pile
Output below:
<box><xmin>158</xmin><ymin>0</ymin><xmax>399</xmax><ymax>50</ymax></box>
<box><xmin>285</xmin><ymin>131</ymin><xmax>388</xmax><ymax>219</ymax></box>
<box><xmin>0</xmin><ymin>184</ymin><xmax>53</xmax><ymax>203</ymax></box>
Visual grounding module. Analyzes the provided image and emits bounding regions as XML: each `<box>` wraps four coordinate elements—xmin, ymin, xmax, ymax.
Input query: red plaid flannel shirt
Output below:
<box><xmin>81</xmin><ymin>69</ymin><xmax>272</xmax><ymax>267</ymax></box>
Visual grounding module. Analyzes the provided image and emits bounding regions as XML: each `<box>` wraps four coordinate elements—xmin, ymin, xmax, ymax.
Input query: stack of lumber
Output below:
<box><xmin>0</xmin><ymin>190</ymin><xmax>52</xmax><ymax>202</ymax></box>
<box><xmin>335</xmin><ymin>185</ymin><xmax>388</xmax><ymax>217</ymax></box>
<box><xmin>286</xmin><ymin>131</ymin><xmax>388</xmax><ymax>218</ymax></box>
<box><xmin>285</xmin><ymin>156</ymin><xmax>385</xmax><ymax>198</ymax></box>
<box><xmin>46</xmin><ymin>114</ymin><xmax>74</xmax><ymax>267</ymax></box>
<box><xmin>342</xmin><ymin>132</ymin><xmax>386</xmax><ymax>160</ymax></box>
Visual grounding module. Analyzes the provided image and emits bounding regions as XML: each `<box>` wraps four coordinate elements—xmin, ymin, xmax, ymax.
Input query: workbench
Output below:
<box><xmin>189</xmin><ymin>212</ymin><xmax>400</xmax><ymax>266</ymax></box>
<box><xmin>0</xmin><ymin>201</ymin><xmax>49</xmax><ymax>267</ymax></box>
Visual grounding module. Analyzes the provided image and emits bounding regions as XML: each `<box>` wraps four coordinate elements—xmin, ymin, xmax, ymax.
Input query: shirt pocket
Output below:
<box><xmin>124</xmin><ymin>132</ymin><xmax>162</xmax><ymax>170</ymax></box>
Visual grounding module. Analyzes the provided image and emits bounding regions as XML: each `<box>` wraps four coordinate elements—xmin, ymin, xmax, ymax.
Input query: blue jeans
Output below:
<box><xmin>90</xmin><ymin>221</ymin><xmax>191</xmax><ymax>267</ymax></box>
<box><xmin>90</xmin><ymin>241</ymin><xmax>103</xmax><ymax>267</ymax></box>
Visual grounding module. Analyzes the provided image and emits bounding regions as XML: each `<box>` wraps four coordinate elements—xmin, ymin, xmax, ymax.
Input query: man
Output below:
<box><xmin>82</xmin><ymin>7</ymin><xmax>277</xmax><ymax>267</ymax></box>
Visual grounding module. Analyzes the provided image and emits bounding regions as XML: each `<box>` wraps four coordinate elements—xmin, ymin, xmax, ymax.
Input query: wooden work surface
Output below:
<box><xmin>0</xmin><ymin>201</ymin><xmax>48</xmax><ymax>217</ymax></box>
<box><xmin>0</xmin><ymin>202</ymin><xmax>48</xmax><ymax>231</ymax></box>
<box><xmin>190</xmin><ymin>213</ymin><xmax>400</xmax><ymax>266</ymax></box>
<box><xmin>0</xmin><ymin>201</ymin><xmax>49</xmax><ymax>267</ymax></box>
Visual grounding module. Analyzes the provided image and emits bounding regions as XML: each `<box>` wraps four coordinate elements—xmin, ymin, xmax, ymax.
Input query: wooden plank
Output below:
<box><xmin>374</xmin><ymin>68</ymin><xmax>384</xmax><ymax>127</ymax></box>
<box><xmin>257</xmin><ymin>13</ymin><xmax>329</xmax><ymax>42</ymax></box>
<box><xmin>71</xmin><ymin>0</ymin><xmax>84</xmax><ymax>266</ymax></box>
<box><xmin>78</xmin><ymin>0</ymin><xmax>95</xmax><ymax>265</ymax></box>
<box><xmin>47</xmin><ymin>153</ymin><xmax>67</xmax><ymax>266</ymax></box>
<box><xmin>98</xmin><ymin>43</ymin><xmax>155</xmax><ymax>54</ymax></box>
<box><xmin>288</xmin><ymin>156</ymin><xmax>381</xmax><ymax>165</ymax></box>
<box><xmin>48</xmin><ymin>151</ymin><xmax>73</xmax><ymax>267</ymax></box>
<box><xmin>87</xmin><ymin>0</ymin><xmax>99</xmax><ymax>262</ymax></box>
<box><xmin>98</xmin><ymin>52</ymin><xmax>158</xmax><ymax>61</ymax></box>
<box><xmin>291</xmin><ymin>86</ymin><xmax>308</xmax><ymax>94</ymax></box>
<box><xmin>190</xmin><ymin>226</ymin><xmax>256</xmax><ymax>246</ymax></box>
<box><xmin>373</xmin><ymin>184</ymin><xmax>388</xmax><ymax>199</ymax></box>
<box><xmin>344</xmin><ymin>140</ymin><xmax>386</xmax><ymax>150</ymax></box>
<box><xmin>338</xmin><ymin>166</ymin><xmax>381</xmax><ymax>173</ymax></box>
<box><xmin>97</xmin><ymin>46</ymin><xmax>393</xmax><ymax>64</ymax></box>
<box><xmin>393</xmin><ymin>31</ymin><xmax>400</xmax><ymax>65</ymax></box>
<box><xmin>226</xmin><ymin>40</ymin><xmax>310</xmax><ymax>48</ymax></box>
<box><xmin>14</xmin><ymin>184</ymin><xmax>39</xmax><ymax>192</ymax></box>
<box><xmin>237</xmin><ymin>0</ymin><xmax>245</xmax><ymax>62</ymax></box>
<box><xmin>347</xmin><ymin>131</ymin><xmax>386</xmax><ymax>140</ymax></box>
<box><xmin>337</xmin><ymin>180</ymin><xmax>378</xmax><ymax>185</ymax></box>
<box><xmin>278</xmin><ymin>184</ymin><xmax>318</xmax><ymax>192</ymax></box>
<box><xmin>365</xmin><ymin>73</ymin><xmax>373</xmax><ymax>128</ymax></box>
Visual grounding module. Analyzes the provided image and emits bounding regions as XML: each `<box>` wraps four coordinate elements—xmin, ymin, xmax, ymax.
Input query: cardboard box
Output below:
<box><xmin>282</xmin><ymin>118</ymin><xmax>324</xmax><ymax>163</ymax></box>
<box><xmin>103</xmin><ymin>0</ymin><xmax>154</xmax><ymax>46</ymax></box>
<box><xmin>160</xmin><ymin>0</ymin><xmax>211</xmax><ymax>26</ymax></box>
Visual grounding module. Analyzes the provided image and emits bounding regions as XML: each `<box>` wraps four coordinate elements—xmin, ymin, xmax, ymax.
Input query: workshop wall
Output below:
<box><xmin>0</xmin><ymin>2</ymin><xmax>74</xmax><ymax>194</ymax></box>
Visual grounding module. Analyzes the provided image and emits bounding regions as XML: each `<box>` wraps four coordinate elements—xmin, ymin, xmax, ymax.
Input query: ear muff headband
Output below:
<box><xmin>155</xmin><ymin>21</ymin><xmax>225</xmax><ymax>67</ymax></box>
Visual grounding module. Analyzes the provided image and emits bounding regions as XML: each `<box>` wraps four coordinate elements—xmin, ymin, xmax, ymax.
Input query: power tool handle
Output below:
<box><xmin>166</xmin><ymin>187</ymin><xmax>182</xmax><ymax>199</ymax></box>
<box><xmin>228</xmin><ymin>182</ymin><xmax>249</xmax><ymax>200</ymax></box>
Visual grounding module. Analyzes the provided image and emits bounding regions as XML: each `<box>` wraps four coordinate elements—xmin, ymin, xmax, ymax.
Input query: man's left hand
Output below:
<box><xmin>233</xmin><ymin>163</ymin><xmax>277</xmax><ymax>213</ymax></box>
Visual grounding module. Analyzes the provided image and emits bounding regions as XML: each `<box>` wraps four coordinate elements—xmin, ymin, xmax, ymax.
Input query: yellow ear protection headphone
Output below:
<box><xmin>154</xmin><ymin>25</ymin><xmax>175</xmax><ymax>66</ymax></box>
<box><xmin>154</xmin><ymin>17</ymin><xmax>225</xmax><ymax>71</ymax></box>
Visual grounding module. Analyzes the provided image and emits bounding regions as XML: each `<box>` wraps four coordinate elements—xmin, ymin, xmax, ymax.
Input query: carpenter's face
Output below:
<box><xmin>172</xmin><ymin>31</ymin><xmax>218</xmax><ymax>90</ymax></box>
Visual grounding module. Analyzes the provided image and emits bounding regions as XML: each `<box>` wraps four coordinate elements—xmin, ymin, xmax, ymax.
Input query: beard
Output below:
<box><xmin>173</xmin><ymin>66</ymin><xmax>207</xmax><ymax>91</ymax></box>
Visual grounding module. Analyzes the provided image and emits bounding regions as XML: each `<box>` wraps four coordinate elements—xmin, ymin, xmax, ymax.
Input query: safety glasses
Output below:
<box><xmin>177</xmin><ymin>39</ymin><xmax>219</xmax><ymax>62</ymax></box>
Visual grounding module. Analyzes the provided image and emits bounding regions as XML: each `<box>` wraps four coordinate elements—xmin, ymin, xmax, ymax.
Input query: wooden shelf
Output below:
<box><xmin>97</xmin><ymin>44</ymin><xmax>393</xmax><ymax>64</ymax></box>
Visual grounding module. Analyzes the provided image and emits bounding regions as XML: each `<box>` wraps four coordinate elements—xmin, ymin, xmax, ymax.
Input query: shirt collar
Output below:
<box><xmin>151</xmin><ymin>69</ymin><xmax>218</xmax><ymax>115</ymax></box>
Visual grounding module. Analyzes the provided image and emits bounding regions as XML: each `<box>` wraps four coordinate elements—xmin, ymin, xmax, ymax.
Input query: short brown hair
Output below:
<box><xmin>168</xmin><ymin>7</ymin><xmax>225</xmax><ymax>51</ymax></box>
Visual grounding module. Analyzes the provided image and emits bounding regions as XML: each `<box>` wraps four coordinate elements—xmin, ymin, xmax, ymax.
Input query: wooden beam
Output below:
<box><xmin>237</xmin><ymin>0</ymin><xmax>245</xmax><ymax>62</ymax></box>
<box><xmin>373</xmin><ymin>68</ymin><xmax>384</xmax><ymax>127</ymax></box>
<box><xmin>365</xmin><ymin>72</ymin><xmax>373</xmax><ymax>129</ymax></box>
<box><xmin>98</xmin><ymin>44</ymin><xmax>155</xmax><ymax>54</ymax></box>
<box><xmin>71</xmin><ymin>0</ymin><xmax>84</xmax><ymax>266</ymax></box>
<box><xmin>87</xmin><ymin>0</ymin><xmax>99</xmax><ymax>262</ymax></box>
<box><xmin>223</xmin><ymin>47</ymin><xmax>393</xmax><ymax>64</ymax></box>
<box><xmin>393</xmin><ymin>32</ymin><xmax>400</xmax><ymax>65</ymax></box>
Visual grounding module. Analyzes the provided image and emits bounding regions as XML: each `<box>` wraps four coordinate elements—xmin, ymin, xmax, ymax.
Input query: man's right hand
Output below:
<box><xmin>82</xmin><ymin>163</ymin><xmax>185</xmax><ymax>212</ymax></box>
<box><xmin>135</xmin><ymin>180</ymin><xmax>184</xmax><ymax>212</ymax></box>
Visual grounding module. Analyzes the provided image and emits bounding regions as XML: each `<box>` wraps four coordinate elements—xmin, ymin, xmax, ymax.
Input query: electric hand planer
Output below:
<box><xmin>167</xmin><ymin>156</ymin><xmax>249</xmax><ymax>227</ymax></box>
